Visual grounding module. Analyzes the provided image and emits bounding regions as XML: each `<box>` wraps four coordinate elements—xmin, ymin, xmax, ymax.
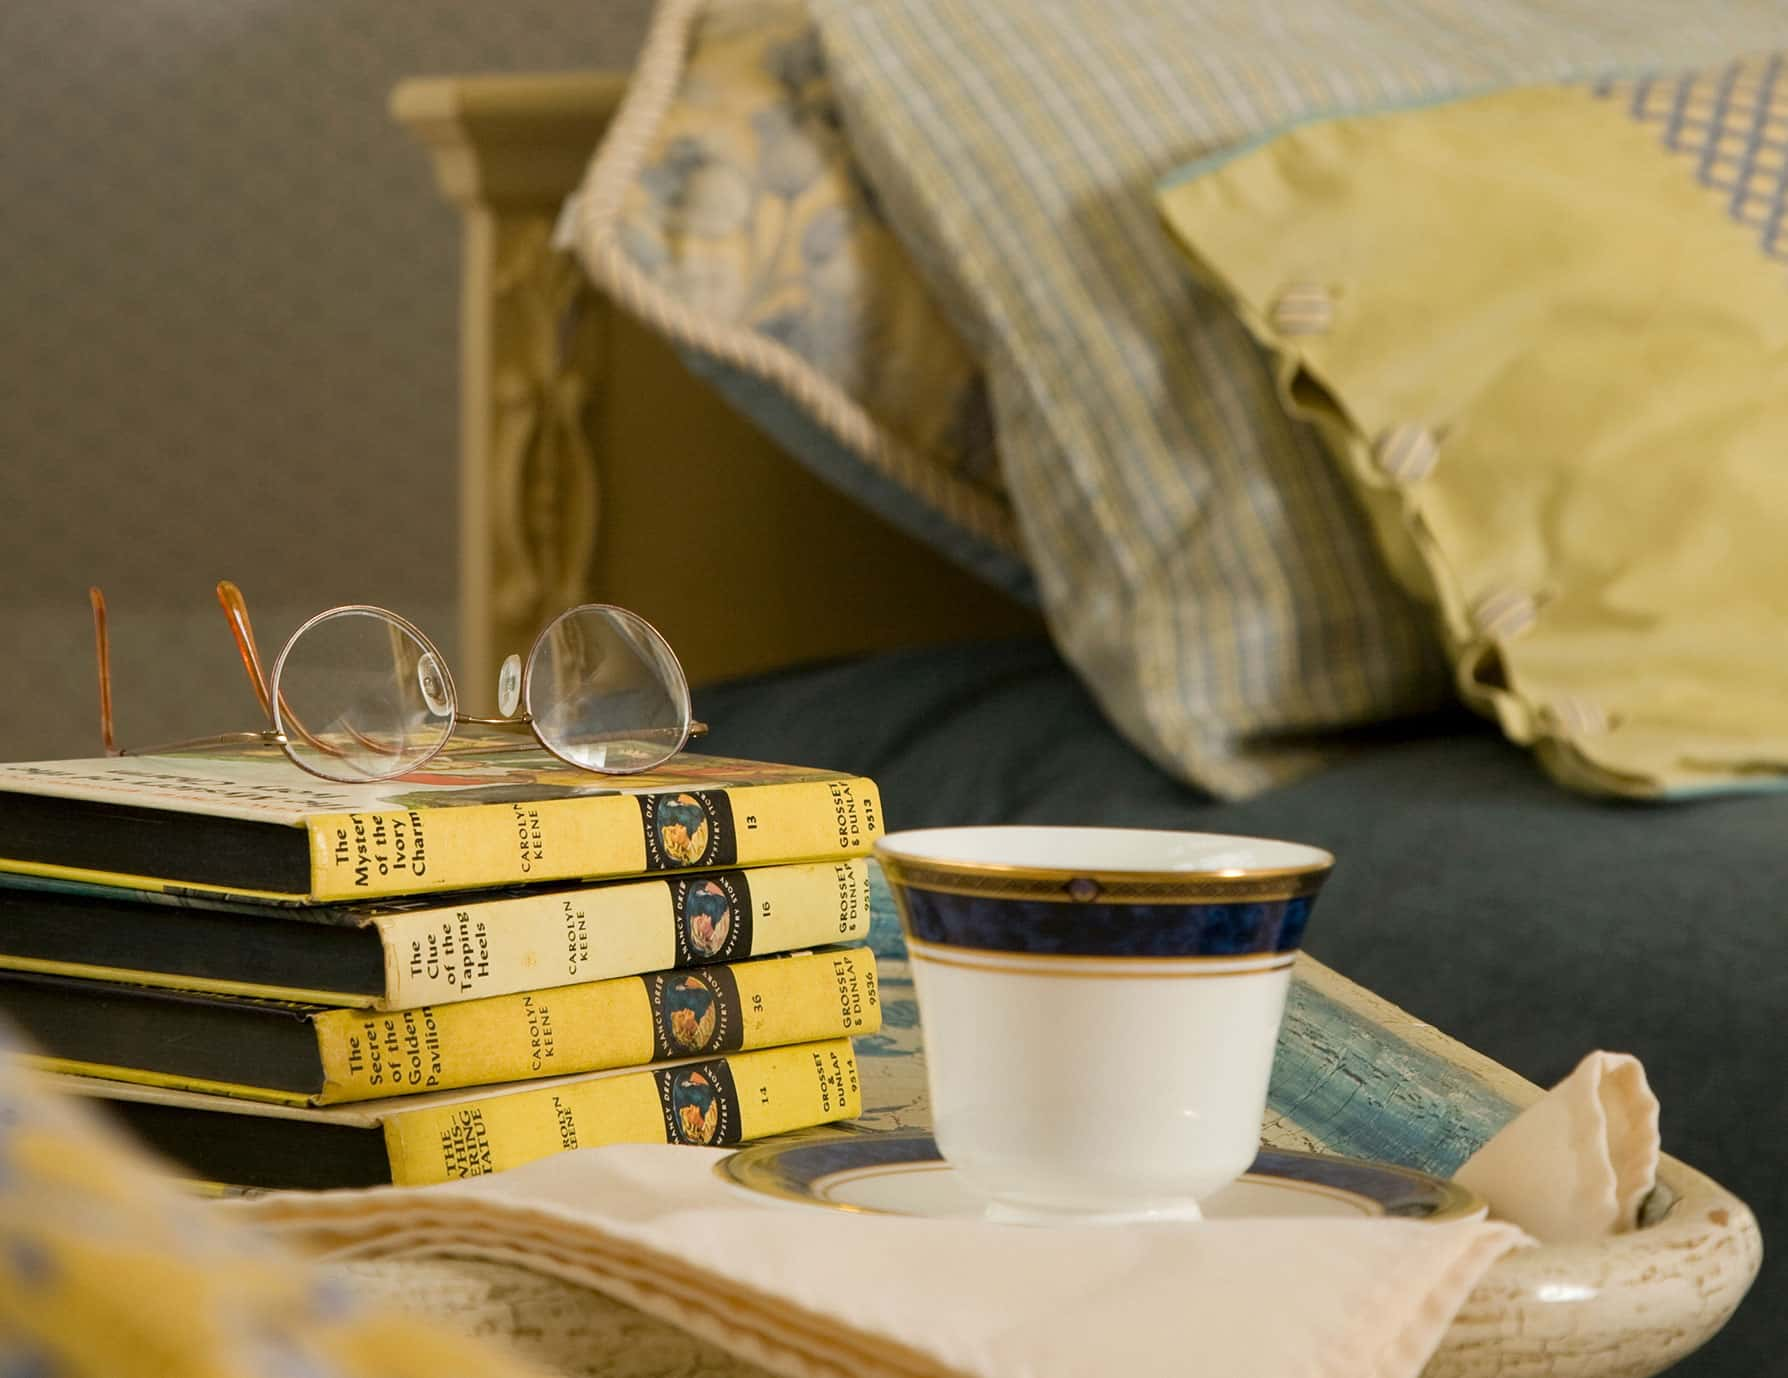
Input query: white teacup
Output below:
<box><xmin>876</xmin><ymin>826</ymin><xmax>1334</xmax><ymax>1224</ymax></box>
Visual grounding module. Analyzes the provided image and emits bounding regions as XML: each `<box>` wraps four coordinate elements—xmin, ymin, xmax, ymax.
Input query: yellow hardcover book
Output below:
<box><xmin>383</xmin><ymin>1039</ymin><xmax>862</xmax><ymax>1185</ymax></box>
<box><xmin>0</xmin><ymin>741</ymin><xmax>881</xmax><ymax>901</ymax></box>
<box><xmin>373</xmin><ymin>857</ymin><xmax>871</xmax><ymax>1007</ymax></box>
<box><xmin>6</xmin><ymin>949</ymin><xmax>879</xmax><ymax>1105</ymax></box>
<box><xmin>44</xmin><ymin>1040</ymin><xmax>863</xmax><ymax>1190</ymax></box>
<box><xmin>313</xmin><ymin>947</ymin><xmax>879</xmax><ymax>1101</ymax></box>
<box><xmin>0</xmin><ymin>859</ymin><xmax>872</xmax><ymax>1009</ymax></box>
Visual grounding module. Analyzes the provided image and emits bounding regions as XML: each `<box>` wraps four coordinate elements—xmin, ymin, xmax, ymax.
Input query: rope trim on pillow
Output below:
<box><xmin>573</xmin><ymin>0</ymin><xmax>1023</xmax><ymax>559</ymax></box>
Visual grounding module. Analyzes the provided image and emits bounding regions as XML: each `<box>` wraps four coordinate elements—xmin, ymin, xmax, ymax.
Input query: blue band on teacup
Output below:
<box><xmin>892</xmin><ymin>888</ymin><xmax>1315</xmax><ymax>958</ymax></box>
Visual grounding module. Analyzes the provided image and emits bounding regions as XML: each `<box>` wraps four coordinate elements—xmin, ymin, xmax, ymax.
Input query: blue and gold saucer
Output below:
<box><xmin>720</xmin><ymin>1133</ymin><xmax>1484</xmax><ymax>1223</ymax></box>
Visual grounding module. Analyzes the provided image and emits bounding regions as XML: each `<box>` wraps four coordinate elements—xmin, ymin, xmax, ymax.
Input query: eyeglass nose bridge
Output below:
<box><xmin>449</xmin><ymin>653</ymin><xmax>531</xmax><ymax>729</ymax></box>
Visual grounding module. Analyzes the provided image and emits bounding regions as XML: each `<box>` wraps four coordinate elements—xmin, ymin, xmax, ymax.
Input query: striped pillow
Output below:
<box><xmin>811</xmin><ymin>0</ymin><xmax>1785</xmax><ymax>796</ymax></box>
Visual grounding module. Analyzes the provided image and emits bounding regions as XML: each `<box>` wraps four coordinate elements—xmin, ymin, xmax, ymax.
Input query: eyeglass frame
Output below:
<box><xmin>89</xmin><ymin>581</ymin><xmax>708</xmax><ymax>781</ymax></box>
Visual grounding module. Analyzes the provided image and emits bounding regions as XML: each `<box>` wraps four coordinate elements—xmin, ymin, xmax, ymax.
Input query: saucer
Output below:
<box><xmin>720</xmin><ymin>1133</ymin><xmax>1484</xmax><ymax>1224</ymax></box>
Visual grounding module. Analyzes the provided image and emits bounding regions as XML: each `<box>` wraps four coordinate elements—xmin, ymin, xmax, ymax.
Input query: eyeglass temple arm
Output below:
<box><xmin>90</xmin><ymin>586</ymin><xmax>283</xmax><ymax>759</ymax></box>
<box><xmin>215</xmin><ymin>580</ymin><xmax>276</xmax><ymax>726</ymax></box>
<box><xmin>89</xmin><ymin>588</ymin><xmax>118</xmax><ymax>755</ymax></box>
<box><xmin>215</xmin><ymin>581</ymin><xmax>350</xmax><ymax>761</ymax></box>
<box><xmin>91</xmin><ymin>581</ymin><xmax>393</xmax><ymax>767</ymax></box>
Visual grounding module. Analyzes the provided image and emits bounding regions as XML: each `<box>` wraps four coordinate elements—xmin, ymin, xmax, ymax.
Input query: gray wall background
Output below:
<box><xmin>0</xmin><ymin>0</ymin><xmax>652</xmax><ymax>762</ymax></box>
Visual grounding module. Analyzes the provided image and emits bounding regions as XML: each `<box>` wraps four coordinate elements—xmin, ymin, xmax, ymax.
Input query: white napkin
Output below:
<box><xmin>1456</xmin><ymin>1051</ymin><xmax>1660</xmax><ymax>1243</ymax></box>
<box><xmin>223</xmin><ymin>1051</ymin><xmax>1659</xmax><ymax>1378</ymax></box>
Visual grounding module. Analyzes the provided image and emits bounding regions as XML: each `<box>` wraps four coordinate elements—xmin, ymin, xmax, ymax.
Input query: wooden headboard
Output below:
<box><xmin>392</xmin><ymin>73</ymin><xmax>1038</xmax><ymax>714</ymax></box>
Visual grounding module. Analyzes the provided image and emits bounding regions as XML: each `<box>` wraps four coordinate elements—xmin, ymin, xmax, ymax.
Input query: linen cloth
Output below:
<box><xmin>224</xmin><ymin>1052</ymin><xmax>1658</xmax><ymax>1378</ymax></box>
<box><xmin>1457</xmin><ymin>1053</ymin><xmax>1659</xmax><ymax>1245</ymax></box>
<box><xmin>807</xmin><ymin>0</ymin><xmax>1788</xmax><ymax>798</ymax></box>
<box><xmin>1156</xmin><ymin>64</ymin><xmax>1788</xmax><ymax>798</ymax></box>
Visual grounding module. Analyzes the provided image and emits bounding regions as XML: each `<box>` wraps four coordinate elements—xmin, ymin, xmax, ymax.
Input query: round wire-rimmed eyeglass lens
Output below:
<box><xmin>525</xmin><ymin>606</ymin><xmax>691</xmax><ymax>774</ymax></box>
<box><xmin>270</xmin><ymin>607</ymin><xmax>457</xmax><ymax>782</ymax></box>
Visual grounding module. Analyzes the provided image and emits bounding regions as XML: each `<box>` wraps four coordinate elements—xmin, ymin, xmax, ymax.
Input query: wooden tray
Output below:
<box><xmin>336</xmin><ymin>868</ymin><xmax>1760</xmax><ymax>1378</ymax></box>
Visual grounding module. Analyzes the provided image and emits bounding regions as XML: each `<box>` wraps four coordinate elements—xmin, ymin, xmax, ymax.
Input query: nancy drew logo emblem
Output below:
<box><xmin>650</xmin><ymin>967</ymin><xmax>740</xmax><ymax>1058</ymax></box>
<box><xmin>640</xmin><ymin>791</ymin><xmax>734</xmax><ymax>869</ymax></box>
<box><xmin>657</xmin><ymin>1061</ymin><xmax>738</xmax><ymax>1146</ymax></box>
<box><xmin>674</xmin><ymin>871</ymin><xmax>752</xmax><ymax>963</ymax></box>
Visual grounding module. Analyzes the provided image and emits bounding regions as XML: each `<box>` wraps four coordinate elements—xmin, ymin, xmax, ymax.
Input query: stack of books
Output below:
<box><xmin>0</xmin><ymin>740</ymin><xmax>883</xmax><ymax>1190</ymax></box>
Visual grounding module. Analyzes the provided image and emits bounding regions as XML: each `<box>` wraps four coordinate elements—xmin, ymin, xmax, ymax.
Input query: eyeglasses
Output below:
<box><xmin>90</xmin><ymin>582</ymin><xmax>706</xmax><ymax>783</ymax></box>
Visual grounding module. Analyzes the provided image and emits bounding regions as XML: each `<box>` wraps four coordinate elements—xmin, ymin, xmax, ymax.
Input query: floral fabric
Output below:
<box><xmin>578</xmin><ymin>0</ymin><xmax>1029</xmax><ymax>596</ymax></box>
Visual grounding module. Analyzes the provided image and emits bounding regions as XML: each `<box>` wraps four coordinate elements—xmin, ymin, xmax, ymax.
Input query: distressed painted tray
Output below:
<box><xmin>341</xmin><ymin>865</ymin><xmax>1760</xmax><ymax>1378</ymax></box>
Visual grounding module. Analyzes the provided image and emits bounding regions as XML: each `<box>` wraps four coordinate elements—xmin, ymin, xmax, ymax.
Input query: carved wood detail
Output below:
<box><xmin>391</xmin><ymin>74</ymin><xmax>623</xmax><ymax>710</ymax></box>
<box><xmin>486</xmin><ymin>217</ymin><xmax>604</xmax><ymax>657</ymax></box>
<box><xmin>392</xmin><ymin>69</ymin><xmax>1037</xmax><ymax>700</ymax></box>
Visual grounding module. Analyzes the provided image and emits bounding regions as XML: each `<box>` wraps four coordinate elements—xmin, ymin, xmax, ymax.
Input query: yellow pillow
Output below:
<box><xmin>1158</xmin><ymin>60</ymin><xmax>1788</xmax><ymax>797</ymax></box>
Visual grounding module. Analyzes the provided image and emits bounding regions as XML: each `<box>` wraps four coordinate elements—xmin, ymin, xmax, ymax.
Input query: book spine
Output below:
<box><xmin>314</xmin><ymin>949</ymin><xmax>879</xmax><ymax>1103</ymax></box>
<box><xmin>305</xmin><ymin>777</ymin><xmax>881</xmax><ymax>901</ymax></box>
<box><xmin>380</xmin><ymin>1038</ymin><xmax>862</xmax><ymax>1186</ymax></box>
<box><xmin>373</xmin><ymin>858</ymin><xmax>872</xmax><ymax>1008</ymax></box>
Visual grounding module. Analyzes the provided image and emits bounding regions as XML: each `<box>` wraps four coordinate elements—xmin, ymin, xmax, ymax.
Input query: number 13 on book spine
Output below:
<box><xmin>307</xmin><ymin>778</ymin><xmax>882</xmax><ymax>900</ymax></box>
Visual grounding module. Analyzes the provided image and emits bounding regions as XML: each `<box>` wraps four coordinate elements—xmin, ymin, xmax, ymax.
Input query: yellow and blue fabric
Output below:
<box><xmin>810</xmin><ymin>0</ymin><xmax>1788</xmax><ymax>797</ymax></box>
<box><xmin>0</xmin><ymin>1022</ymin><xmax>541</xmax><ymax>1378</ymax></box>
<box><xmin>1158</xmin><ymin>55</ymin><xmax>1788</xmax><ymax>797</ymax></box>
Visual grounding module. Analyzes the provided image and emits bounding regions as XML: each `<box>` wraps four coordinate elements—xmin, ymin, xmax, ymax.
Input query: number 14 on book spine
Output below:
<box><xmin>381</xmin><ymin>1039</ymin><xmax>862</xmax><ymax>1185</ymax></box>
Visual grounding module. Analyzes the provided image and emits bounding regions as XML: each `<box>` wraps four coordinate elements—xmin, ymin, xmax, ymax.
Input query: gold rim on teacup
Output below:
<box><xmin>876</xmin><ymin>831</ymin><xmax>1334</xmax><ymax>906</ymax></box>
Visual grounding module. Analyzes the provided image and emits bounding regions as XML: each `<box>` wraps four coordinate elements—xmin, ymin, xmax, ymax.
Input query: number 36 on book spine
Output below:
<box><xmin>318</xmin><ymin>948</ymin><xmax>879</xmax><ymax>1103</ymax></box>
